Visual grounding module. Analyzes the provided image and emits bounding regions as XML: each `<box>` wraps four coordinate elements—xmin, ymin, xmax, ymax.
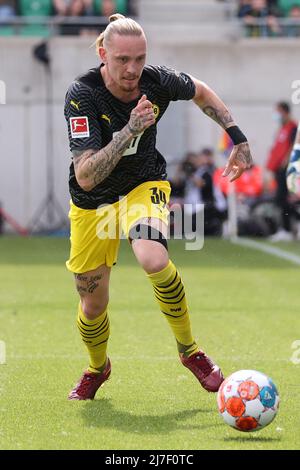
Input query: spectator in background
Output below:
<box><xmin>127</xmin><ymin>0</ymin><xmax>136</xmax><ymax>16</ymax></box>
<box><xmin>169</xmin><ymin>152</ymin><xmax>197</xmax><ymax>237</ymax></box>
<box><xmin>237</xmin><ymin>0</ymin><xmax>252</xmax><ymax>14</ymax></box>
<box><xmin>170</xmin><ymin>152</ymin><xmax>196</xmax><ymax>203</ymax></box>
<box><xmin>172</xmin><ymin>149</ymin><xmax>227</xmax><ymax>236</ymax></box>
<box><xmin>277</xmin><ymin>0</ymin><xmax>300</xmax><ymax>16</ymax></box>
<box><xmin>99</xmin><ymin>0</ymin><xmax>117</xmax><ymax>17</ymax></box>
<box><xmin>267</xmin><ymin>0</ymin><xmax>280</xmax><ymax>9</ymax></box>
<box><xmin>80</xmin><ymin>0</ymin><xmax>128</xmax><ymax>35</ymax></box>
<box><xmin>289</xmin><ymin>3</ymin><xmax>300</xmax><ymax>16</ymax></box>
<box><xmin>182</xmin><ymin>152</ymin><xmax>202</xmax><ymax>234</ymax></box>
<box><xmin>93</xmin><ymin>0</ymin><xmax>128</xmax><ymax>17</ymax></box>
<box><xmin>286</xmin><ymin>4</ymin><xmax>300</xmax><ymax>36</ymax></box>
<box><xmin>0</xmin><ymin>0</ymin><xmax>17</xmax><ymax>17</ymax></box>
<box><xmin>53</xmin><ymin>0</ymin><xmax>91</xmax><ymax>17</ymax></box>
<box><xmin>238</xmin><ymin>0</ymin><xmax>282</xmax><ymax>37</ymax></box>
<box><xmin>266</xmin><ymin>101</ymin><xmax>298</xmax><ymax>241</ymax></box>
<box><xmin>53</xmin><ymin>0</ymin><xmax>92</xmax><ymax>35</ymax></box>
<box><xmin>195</xmin><ymin>148</ymin><xmax>227</xmax><ymax>236</ymax></box>
<box><xmin>238</xmin><ymin>0</ymin><xmax>279</xmax><ymax>12</ymax></box>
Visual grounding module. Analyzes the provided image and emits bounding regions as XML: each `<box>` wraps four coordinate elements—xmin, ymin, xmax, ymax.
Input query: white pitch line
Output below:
<box><xmin>232</xmin><ymin>237</ymin><xmax>300</xmax><ymax>266</ymax></box>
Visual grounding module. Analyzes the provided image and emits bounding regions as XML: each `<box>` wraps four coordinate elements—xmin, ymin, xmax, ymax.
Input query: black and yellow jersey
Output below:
<box><xmin>64</xmin><ymin>64</ymin><xmax>195</xmax><ymax>209</ymax></box>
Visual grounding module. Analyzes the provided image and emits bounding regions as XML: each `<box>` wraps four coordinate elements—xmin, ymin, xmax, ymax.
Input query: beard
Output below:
<box><xmin>120</xmin><ymin>77</ymin><xmax>139</xmax><ymax>93</ymax></box>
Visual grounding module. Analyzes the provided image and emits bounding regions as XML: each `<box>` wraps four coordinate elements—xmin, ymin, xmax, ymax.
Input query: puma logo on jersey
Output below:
<box><xmin>70</xmin><ymin>100</ymin><xmax>80</xmax><ymax>111</ymax></box>
<box><xmin>101</xmin><ymin>114</ymin><xmax>111</xmax><ymax>124</ymax></box>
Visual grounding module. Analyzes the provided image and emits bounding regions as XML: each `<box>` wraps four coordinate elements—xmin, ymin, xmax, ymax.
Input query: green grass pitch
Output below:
<box><xmin>0</xmin><ymin>236</ymin><xmax>300</xmax><ymax>450</ymax></box>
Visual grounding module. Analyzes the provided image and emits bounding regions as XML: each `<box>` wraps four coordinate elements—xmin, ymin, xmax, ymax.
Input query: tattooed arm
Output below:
<box><xmin>73</xmin><ymin>95</ymin><xmax>155</xmax><ymax>191</ymax></box>
<box><xmin>191</xmin><ymin>78</ymin><xmax>235</xmax><ymax>129</ymax></box>
<box><xmin>73</xmin><ymin>126</ymin><xmax>133</xmax><ymax>192</ymax></box>
<box><xmin>191</xmin><ymin>77</ymin><xmax>253</xmax><ymax>181</ymax></box>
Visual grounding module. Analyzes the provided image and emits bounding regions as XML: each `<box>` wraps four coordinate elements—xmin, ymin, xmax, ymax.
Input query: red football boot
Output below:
<box><xmin>180</xmin><ymin>350</ymin><xmax>224</xmax><ymax>392</ymax></box>
<box><xmin>68</xmin><ymin>358</ymin><xmax>111</xmax><ymax>400</ymax></box>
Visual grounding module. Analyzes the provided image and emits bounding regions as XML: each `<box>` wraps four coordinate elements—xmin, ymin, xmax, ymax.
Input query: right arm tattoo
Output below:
<box><xmin>73</xmin><ymin>124</ymin><xmax>134</xmax><ymax>190</ymax></box>
<box><xmin>72</xmin><ymin>101</ymin><xmax>152</xmax><ymax>191</ymax></box>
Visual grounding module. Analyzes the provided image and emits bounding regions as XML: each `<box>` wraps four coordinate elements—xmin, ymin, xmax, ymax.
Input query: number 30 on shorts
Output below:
<box><xmin>149</xmin><ymin>187</ymin><xmax>167</xmax><ymax>206</ymax></box>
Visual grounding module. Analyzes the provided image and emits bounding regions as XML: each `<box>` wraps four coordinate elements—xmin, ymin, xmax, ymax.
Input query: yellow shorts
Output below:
<box><xmin>66</xmin><ymin>180</ymin><xmax>171</xmax><ymax>273</ymax></box>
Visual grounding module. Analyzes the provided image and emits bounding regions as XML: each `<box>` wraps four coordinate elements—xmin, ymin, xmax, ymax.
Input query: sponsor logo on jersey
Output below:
<box><xmin>101</xmin><ymin>114</ymin><xmax>111</xmax><ymax>124</ymax></box>
<box><xmin>70</xmin><ymin>100</ymin><xmax>80</xmax><ymax>111</ymax></box>
<box><xmin>152</xmin><ymin>104</ymin><xmax>160</xmax><ymax>120</ymax></box>
<box><xmin>70</xmin><ymin>116</ymin><xmax>90</xmax><ymax>138</ymax></box>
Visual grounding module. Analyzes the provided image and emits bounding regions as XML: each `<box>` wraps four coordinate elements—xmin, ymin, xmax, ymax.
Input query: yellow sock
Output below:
<box><xmin>147</xmin><ymin>260</ymin><xmax>198</xmax><ymax>357</ymax></box>
<box><xmin>77</xmin><ymin>302</ymin><xmax>110</xmax><ymax>373</ymax></box>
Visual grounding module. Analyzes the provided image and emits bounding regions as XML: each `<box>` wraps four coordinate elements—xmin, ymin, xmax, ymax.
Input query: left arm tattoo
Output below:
<box><xmin>191</xmin><ymin>77</ymin><xmax>235</xmax><ymax>130</ymax></box>
<box><xmin>202</xmin><ymin>106</ymin><xmax>234</xmax><ymax>128</ymax></box>
<box><xmin>235</xmin><ymin>142</ymin><xmax>253</xmax><ymax>167</ymax></box>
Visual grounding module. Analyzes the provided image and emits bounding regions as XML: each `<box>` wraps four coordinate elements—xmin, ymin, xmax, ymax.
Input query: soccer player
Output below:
<box><xmin>65</xmin><ymin>14</ymin><xmax>253</xmax><ymax>400</ymax></box>
<box><xmin>286</xmin><ymin>121</ymin><xmax>300</xmax><ymax>195</ymax></box>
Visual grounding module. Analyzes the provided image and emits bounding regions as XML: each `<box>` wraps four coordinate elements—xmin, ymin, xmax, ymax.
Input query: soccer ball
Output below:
<box><xmin>217</xmin><ymin>370</ymin><xmax>279</xmax><ymax>432</ymax></box>
<box><xmin>286</xmin><ymin>157</ymin><xmax>300</xmax><ymax>195</ymax></box>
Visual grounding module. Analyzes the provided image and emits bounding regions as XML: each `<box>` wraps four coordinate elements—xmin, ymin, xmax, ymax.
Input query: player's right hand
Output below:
<box><xmin>222</xmin><ymin>141</ymin><xmax>253</xmax><ymax>182</ymax></box>
<box><xmin>128</xmin><ymin>94</ymin><xmax>156</xmax><ymax>136</ymax></box>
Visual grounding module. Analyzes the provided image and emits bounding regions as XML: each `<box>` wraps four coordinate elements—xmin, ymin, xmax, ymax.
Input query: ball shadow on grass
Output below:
<box><xmin>81</xmin><ymin>398</ymin><xmax>222</xmax><ymax>435</ymax></box>
<box><xmin>223</xmin><ymin>435</ymin><xmax>281</xmax><ymax>443</ymax></box>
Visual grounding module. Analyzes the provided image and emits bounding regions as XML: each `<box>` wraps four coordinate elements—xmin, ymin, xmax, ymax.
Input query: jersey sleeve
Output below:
<box><xmin>156</xmin><ymin>65</ymin><xmax>196</xmax><ymax>101</ymax></box>
<box><xmin>64</xmin><ymin>81</ymin><xmax>102</xmax><ymax>152</ymax></box>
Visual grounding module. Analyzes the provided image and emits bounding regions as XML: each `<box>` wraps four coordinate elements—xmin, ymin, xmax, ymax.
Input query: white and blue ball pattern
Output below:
<box><xmin>287</xmin><ymin>148</ymin><xmax>300</xmax><ymax>195</ymax></box>
<box><xmin>217</xmin><ymin>370</ymin><xmax>280</xmax><ymax>432</ymax></box>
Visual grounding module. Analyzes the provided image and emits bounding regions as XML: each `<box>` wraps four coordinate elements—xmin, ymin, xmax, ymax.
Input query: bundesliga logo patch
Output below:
<box><xmin>70</xmin><ymin>116</ymin><xmax>90</xmax><ymax>138</ymax></box>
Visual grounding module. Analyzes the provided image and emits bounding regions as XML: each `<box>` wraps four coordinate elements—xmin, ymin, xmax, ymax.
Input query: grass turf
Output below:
<box><xmin>0</xmin><ymin>237</ymin><xmax>299</xmax><ymax>450</ymax></box>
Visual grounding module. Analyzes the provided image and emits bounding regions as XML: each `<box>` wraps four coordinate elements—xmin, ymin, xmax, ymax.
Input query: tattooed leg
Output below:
<box><xmin>74</xmin><ymin>264</ymin><xmax>111</xmax><ymax>375</ymax></box>
<box><xmin>74</xmin><ymin>264</ymin><xmax>111</xmax><ymax>320</ymax></box>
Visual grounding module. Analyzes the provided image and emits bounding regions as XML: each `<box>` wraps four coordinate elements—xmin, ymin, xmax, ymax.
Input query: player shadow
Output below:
<box><xmin>81</xmin><ymin>398</ymin><xmax>221</xmax><ymax>435</ymax></box>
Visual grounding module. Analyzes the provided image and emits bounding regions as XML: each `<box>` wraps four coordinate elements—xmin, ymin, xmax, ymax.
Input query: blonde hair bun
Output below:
<box><xmin>95</xmin><ymin>15</ymin><xmax>144</xmax><ymax>53</ymax></box>
<box><xmin>109</xmin><ymin>14</ymin><xmax>125</xmax><ymax>23</ymax></box>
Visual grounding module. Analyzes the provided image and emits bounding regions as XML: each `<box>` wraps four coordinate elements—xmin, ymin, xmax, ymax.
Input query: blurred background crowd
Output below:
<box><xmin>0</xmin><ymin>0</ymin><xmax>136</xmax><ymax>35</ymax></box>
<box><xmin>0</xmin><ymin>1</ymin><xmax>300</xmax><ymax>37</ymax></box>
<box><xmin>168</xmin><ymin>100</ymin><xmax>299</xmax><ymax>241</ymax></box>
<box><xmin>0</xmin><ymin>0</ymin><xmax>134</xmax><ymax>19</ymax></box>
<box><xmin>237</xmin><ymin>0</ymin><xmax>300</xmax><ymax>37</ymax></box>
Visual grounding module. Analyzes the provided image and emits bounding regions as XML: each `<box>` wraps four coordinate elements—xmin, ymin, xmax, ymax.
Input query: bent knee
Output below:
<box><xmin>144</xmin><ymin>259</ymin><xmax>169</xmax><ymax>274</ymax></box>
<box><xmin>139</xmin><ymin>252</ymin><xmax>169</xmax><ymax>274</ymax></box>
<box><xmin>81</xmin><ymin>296</ymin><xmax>109</xmax><ymax>320</ymax></box>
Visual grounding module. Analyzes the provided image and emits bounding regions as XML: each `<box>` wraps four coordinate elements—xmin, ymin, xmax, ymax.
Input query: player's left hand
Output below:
<box><xmin>222</xmin><ymin>142</ymin><xmax>253</xmax><ymax>182</ymax></box>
